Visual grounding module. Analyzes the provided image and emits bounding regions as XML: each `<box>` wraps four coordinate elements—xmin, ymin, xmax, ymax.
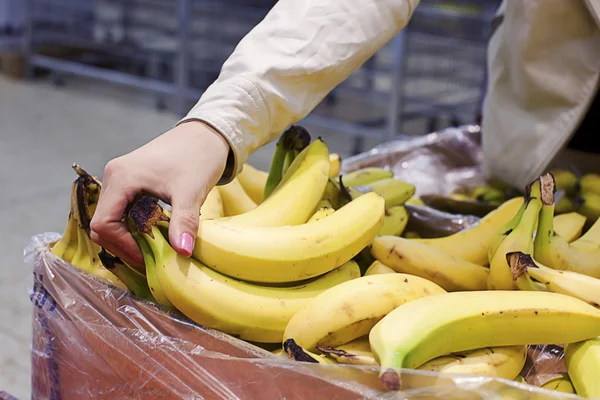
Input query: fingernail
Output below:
<box><xmin>179</xmin><ymin>233</ymin><xmax>194</xmax><ymax>256</ymax></box>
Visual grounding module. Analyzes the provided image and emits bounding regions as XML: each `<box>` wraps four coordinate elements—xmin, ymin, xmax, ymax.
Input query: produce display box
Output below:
<box><xmin>26</xmin><ymin>125</ymin><xmax>591</xmax><ymax>399</ymax></box>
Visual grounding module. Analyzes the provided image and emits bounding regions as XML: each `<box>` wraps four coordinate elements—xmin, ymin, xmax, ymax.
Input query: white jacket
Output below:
<box><xmin>180</xmin><ymin>0</ymin><xmax>600</xmax><ymax>188</ymax></box>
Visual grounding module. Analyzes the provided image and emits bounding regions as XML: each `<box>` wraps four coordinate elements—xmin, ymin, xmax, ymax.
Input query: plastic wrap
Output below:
<box><xmin>27</xmin><ymin>233</ymin><xmax>580</xmax><ymax>400</ymax></box>
<box><xmin>27</xmin><ymin>125</ymin><xmax>587</xmax><ymax>399</ymax></box>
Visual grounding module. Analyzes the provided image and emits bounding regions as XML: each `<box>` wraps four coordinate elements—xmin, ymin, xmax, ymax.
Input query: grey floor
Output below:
<box><xmin>0</xmin><ymin>74</ymin><xmax>412</xmax><ymax>398</ymax></box>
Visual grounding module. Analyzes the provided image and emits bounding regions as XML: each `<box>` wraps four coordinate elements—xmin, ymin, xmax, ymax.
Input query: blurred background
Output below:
<box><xmin>0</xmin><ymin>0</ymin><xmax>500</xmax><ymax>397</ymax></box>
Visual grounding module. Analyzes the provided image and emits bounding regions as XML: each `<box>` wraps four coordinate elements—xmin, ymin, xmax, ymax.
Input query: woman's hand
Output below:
<box><xmin>90</xmin><ymin>121</ymin><xmax>230</xmax><ymax>267</ymax></box>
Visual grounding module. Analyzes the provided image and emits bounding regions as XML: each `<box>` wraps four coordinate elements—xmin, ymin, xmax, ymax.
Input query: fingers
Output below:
<box><xmin>90</xmin><ymin>161</ymin><xmax>144</xmax><ymax>268</ymax></box>
<box><xmin>168</xmin><ymin>186</ymin><xmax>205</xmax><ymax>258</ymax></box>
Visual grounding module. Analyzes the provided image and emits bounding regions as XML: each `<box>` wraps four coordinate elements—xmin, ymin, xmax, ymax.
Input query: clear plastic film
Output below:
<box><xmin>26</xmin><ymin>125</ymin><xmax>585</xmax><ymax>399</ymax></box>
<box><xmin>26</xmin><ymin>234</ymin><xmax>579</xmax><ymax>400</ymax></box>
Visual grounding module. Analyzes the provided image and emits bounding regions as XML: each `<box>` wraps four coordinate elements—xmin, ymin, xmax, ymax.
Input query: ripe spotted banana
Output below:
<box><xmin>371</xmin><ymin>236</ymin><xmax>489</xmax><ymax>291</ymax></box>
<box><xmin>369</xmin><ymin>291</ymin><xmax>600</xmax><ymax>390</ymax></box>
<box><xmin>341</xmin><ymin>167</ymin><xmax>393</xmax><ymax>187</ymax></box>
<box><xmin>488</xmin><ymin>177</ymin><xmax>544</xmax><ymax>290</ymax></box>
<box><xmin>139</xmin><ymin>224</ymin><xmax>360</xmax><ymax>343</ymax></box>
<box><xmin>413</xmin><ymin>196</ymin><xmax>524</xmax><ymax>266</ymax></box>
<box><xmin>564</xmin><ymin>336</ymin><xmax>600</xmax><ymax>399</ymax></box>
<box><xmin>534</xmin><ymin>174</ymin><xmax>600</xmax><ymax>279</ymax></box>
<box><xmin>283</xmin><ymin>273</ymin><xmax>446</xmax><ymax>351</ymax></box>
<box><xmin>217</xmin><ymin>177</ymin><xmax>257</xmax><ymax>216</ymax></box>
<box><xmin>510</xmin><ymin>251</ymin><xmax>600</xmax><ymax>308</ymax></box>
<box><xmin>364</xmin><ymin>261</ymin><xmax>396</xmax><ymax>276</ymax></box>
<box><xmin>237</xmin><ymin>163</ymin><xmax>268</xmax><ymax>205</ymax></box>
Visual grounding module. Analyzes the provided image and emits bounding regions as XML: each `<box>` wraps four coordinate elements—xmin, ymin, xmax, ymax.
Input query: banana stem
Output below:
<box><xmin>507</xmin><ymin>251</ymin><xmax>543</xmax><ymax>291</ymax></box>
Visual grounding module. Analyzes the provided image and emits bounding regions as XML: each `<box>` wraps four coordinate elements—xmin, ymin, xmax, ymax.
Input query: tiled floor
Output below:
<box><xmin>0</xmin><ymin>73</ymin><xmax>414</xmax><ymax>398</ymax></box>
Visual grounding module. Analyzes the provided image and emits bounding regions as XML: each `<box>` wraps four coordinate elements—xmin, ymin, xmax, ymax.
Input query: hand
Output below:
<box><xmin>90</xmin><ymin>121</ymin><xmax>229</xmax><ymax>267</ymax></box>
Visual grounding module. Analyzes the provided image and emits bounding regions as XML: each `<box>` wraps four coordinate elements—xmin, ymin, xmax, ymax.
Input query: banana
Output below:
<box><xmin>488</xmin><ymin>177</ymin><xmax>544</xmax><ymax>290</ymax></box>
<box><xmin>236</xmin><ymin>163</ymin><xmax>268</xmax><ymax>205</ymax></box>
<box><xmin>306</xmin><ymin>200</ymin><xmax>335</xmax><ymax>223</ymax></box>
<box><xmin>473</xmin><ymin>185</ymin><xmax>506</xmax><ymax>204</ymax></box>
<box><xmin>555</xmin><ymin>195</ymin><xmax>576</xmax><ymax>214</ymax></box>
<box><xmin>264</xmin><ymin>125</ymin><xmax>311</xmax><ymax>198</ymax></box>
<box><xmin>511</xmin><ymin>251</ymin><xmax>600</xmax><ymax>308</ymax></box>
<box><xmin>369</xmin><ymin>291</ymin><xmax>600</xmax><ymax>390</ymax></box>
<box><xmin>403</xmin><ymin>345</ymin><xmax>527</xmax><ymax>389</ymax></box>
<box><xmin>371</xmin><ymin>236</ymin><xmax>489</xmax><ymax>291</ymax></box>
<box><xmin>564</xmin><ymin>336</ymin><xmax>600</xmax><ymax>399</ymax></box>
<box><xmin>97</xmin><ymin>249</ymin><xmax>154</xmax><ymax>301</ymax></box>
<box><xmin>283</xmin><ymin>339</ymin><xmax>335</xmax><ymax>364</ymax></box>
<box><xmin>579</xmin><ymin>173</ymin><xmax>600</xmax><ymax>195</ymax></box>
<box><xmin>554</xmin><ymin>212</ymin><xmax>587</xmax><ymax>243</ymax></box>
<box><xmin>318</xmin><ymin>336</ymin><xmax>378</xmax><ymax>366</ymax></box>
<box><xmin>328</xmin><ymin>153</ymin><xmax>341</xmax><ymax>178</ymax></box>
<box><xmin>577</xmin><ymin>191</ymin><xmax>600</xmax><ymax>223</ymax></box>
<box><xmin>222</xmin><ymin>139</ymin><xmax>330</xmax><ymax>227</ymax></box>
<box><xmin>139</xmin><ymin>223</ymin><xmax>361</xmax><ymax>342</ymax></box>
<box><xmin>537</xmin><ymin>374</ymin><xmax>575</xmax><ymax>395</ymax></box>
<box><xmin>132</xmin><ymin>230</ymin><xmax>175</xmax><ymax>309</ymax></box>
<box><xmin>506</xmin><ymin>252</ymin><xmax>545</xmax><ymax>292</ymax></box>
<box><xmin>283</xmin><ymin>273</ymin><xmax>446</xmax><ymax>351</ymax></box>
<box><xmin>534</xmin><ymin>174</ymin><xmax>600</xmax><ymax>279</ymax></box>
<box><xmin>217</xmin><ymin>177</ymin><xmax>258</xmax><ymax>216</ymax></box>
<box><xmin>341</xmin><ymin>167</ymin><xmax>393</xmax><ymax>187</ymax></box>
<box><xmin>550</xmin><ymin>169</ymin><xmax>580</xmax><ymax>197</ymax></box>
<box><xmin>487</xmin><ymin>198</ymin><xmax>527</xmax><ymax>264</ymax></box>
<box><xmin>364</xmin><ymin>261</ymin><xmax>396</xmax><ymax>276</ymax></box>
<box><xmin>405</xmin><ymin>197</ymin><xmax>425</xmax><ymax>207</ymax></box>
<box><xmin>352</xmin><ymin>178</ymin><xmax>416</xmax><ymax>208</ymax></box>
<box><xmin>378</xmin><ymin>205</ymin><xmax>408</xmax><ymax>236</ymax></box>
<box><xmin>199</xmin><ymin>187</ymin><xmax>224</xmax><ymax>220</ymax></box>
<box><xmin>412</xmin><ymin>196</ymin><xmax>524</xmax><ymax>266</ymax></box>
<box><xmin>166</xmin><ymin>191</ymin><xmax>384</xmax><ymax>283</ymax></box>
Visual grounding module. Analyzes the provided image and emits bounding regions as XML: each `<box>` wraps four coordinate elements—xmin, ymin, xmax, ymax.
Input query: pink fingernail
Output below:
<box><xmin>179</xmin><ymin>233</ymin><xmax>194</xmax><ymax>256</ymax></box>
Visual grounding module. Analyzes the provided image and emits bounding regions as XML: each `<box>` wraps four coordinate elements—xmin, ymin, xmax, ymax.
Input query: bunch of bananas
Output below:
<box><xmin>50</xmin><ymin>129</ymin><xmax>600</xmax><ymax>398</ymax></box>
<box><xmin>550</xmin><ymin>170</ymin><xmax>600</xmax><ymax>228</ymax></box>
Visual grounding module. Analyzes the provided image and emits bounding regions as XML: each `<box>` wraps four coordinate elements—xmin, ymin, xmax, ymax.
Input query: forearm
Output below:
<box><xmin>180</xmin><ymin>0</ymin><xmax>420</xmax><ymax>182</ymax></box>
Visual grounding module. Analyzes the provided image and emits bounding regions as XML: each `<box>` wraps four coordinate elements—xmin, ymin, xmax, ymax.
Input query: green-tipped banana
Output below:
<box><xmin>341</xmin><ymin>167</ymin><xmax>393</xmax><ymax>187</ymax></box>
<box><xmin>97</xmin><ymin>249</ymin><xmax>155</xmax><ymax>302</ymax></box>
<box><xmin>264</xmin><ymin>125</ymin><xmax>311</xmax><ymax>198</ymax></box>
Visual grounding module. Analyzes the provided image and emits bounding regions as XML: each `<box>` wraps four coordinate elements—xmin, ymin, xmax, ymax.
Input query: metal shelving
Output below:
<box><xmin>21</xmin><ymin>0</ymin><xmax>500</xmax><ymax>149</ymax></box>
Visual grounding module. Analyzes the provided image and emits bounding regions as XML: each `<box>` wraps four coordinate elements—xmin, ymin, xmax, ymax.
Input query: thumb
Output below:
<box><xmin>169</xmin><ymin>189</ymin><xmax>203</xmax><ymax>258</ymax></box>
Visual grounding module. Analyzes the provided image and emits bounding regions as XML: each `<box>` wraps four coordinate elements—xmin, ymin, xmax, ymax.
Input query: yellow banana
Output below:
<box><xmin>341</xmin><ymin>167</ymin><xmax>393</xmax><ymax>187</ymax></box>
<box><xmin>555</xmin><ymin>196</ymin><xmax>576</xmax><ymax>214</ymax></box>
<box><xmin>551</xmin><ymin>169</ymin><xmax>580</xmax><ymax>197</ymax></box>
<box><xmin>536</xmin><ymin>374</ymin><xmax>575</xmax><ymax>396</ymax></box>
<box><xmin>405</xmin><ymin>196</ymin><xmax>425</xmax><ymax>206</ymax></box>
<box><xmin>487</xmin><ymin>198</ymin><xmax>527</xmax><ymax>264</ymax></box>
<box><xmin>404</xmin><ymin>345</ymin><xmax>527</xmax><ymax>388</ymax></box>
<box><xmin>564</xmin><ymin>336</ymin><xmax>600</xmax><ymax>399</ymax></box>
<box><xmin>352</xmin><ymin>178</ymin><xmax>415</xmax><ymax>208</ymax></box>
<box><xmin>511</xmin><ymin>251</ymin><xmax>600</xmax><ymax>308</ymax></box>
<box><xmin>534</xmin><ymin>175</ymin><xmax>600</xmax><ymax>279</ymax></box>
<box><xmin>488</xmin><ymin>177</ymin><xmax>544</xmax><ymax>290</ymax></box>
<box><xmin>318</xmin><ymin>336</ymin><xmax>378</xmax><ymax>366</ymax></box>
<box><xmin>378</xmin><ymin>205</ymin><xmax>408</xmax><ymax>236</ymax></box>
<box><xmin>171</xmin><ymin>192</ymin><xmax>384</xmax><ymax>283</ymax></box>
<box><xmin>369</xmin><ymin>291</ymin><xmax>600</xmax><ymax>390</ymax></box>
<box><xmin>554</xmin><ymin>212</ymin><xmax>587</xmax><ymax>243</ymax></box>
<box><xmin>580</xmin><ymin>173</ymin><xmax>600</xmax><ymax>195</ymax></box>
<box><xmin>223</xmin><ymin>139</ymin><xmax>330</xmax><ymax>226</ymax></box>
<box><xmin>237</xmin><ymin>163</ymin><xmax>268</xmax><ymax>204</ymax></box>
<box><xmin>199</xmin><ymin>187</ymin><xmax>224</xmax><ymax>220</ymax></box>
<box><xmin>328</xmin><ymin>153</ymin><xmax>341</xmax><ymax>178</ymax></box>
<box><xmin>283</xmin><ymin>273</ymin><xmax>446</xmax><ymax>351</ymax></box>
<box><xmin>217</xmin><ymin>177</ymin><xmax>258</xmax><ymax>216</ymax></box>
<box><xmin>371</xmin><ymin>236</ymin><xmax>489</xmax><ymax>291</ymax></box>
<box><xmin>306</xmin><ymin>200</ymin><xmax>335</xmax><ymax>223</ymax></box>
<box><xmin>577</xmin><ymin>191</ymin><xmax>600</xmax><ymax>224</ymax></box>
<box><xmin>140</xmin><ymin>225</ymin><xmax>360</xmax><ymax>343</ymax></box>
<box><xmin>364</xmin><ymin>260</ymin><xmax>396</xmax><ymax>276</ymax></box>
<box><xmin>413</xmin><ymin>197</ymin><xmax>524</xmax><ymax>266</ymax></box>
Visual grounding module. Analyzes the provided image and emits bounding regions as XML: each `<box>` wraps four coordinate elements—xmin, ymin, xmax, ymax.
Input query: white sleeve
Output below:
<box><xmin>179</xmin><ymin>0</ymin><xmax>420</xmax><ymax>182</ymax></box>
